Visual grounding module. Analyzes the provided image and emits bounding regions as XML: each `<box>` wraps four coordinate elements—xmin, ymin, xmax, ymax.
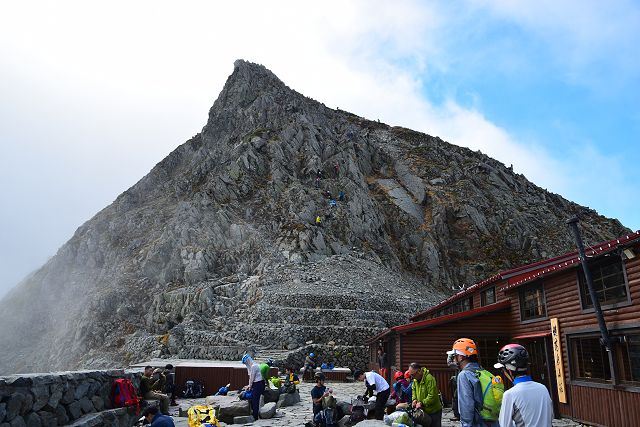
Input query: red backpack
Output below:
<box><xmin>112</xmin><ymin>378</ymin><xmax>140</xmax><ymax>410</ymax></box>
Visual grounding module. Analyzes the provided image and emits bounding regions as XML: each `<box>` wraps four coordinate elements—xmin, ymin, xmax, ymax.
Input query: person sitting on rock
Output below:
<box><xmin>140</xmin><ymin>366</ymin><xmax>170</xmax><ymax>415</ymax></box>
<box><xmin>282</xmin><ymin>366</ymin><xmax>300</xmax><ymax>393</ymax></box>
<box><xmin>142</xmin><ymin>405</ymin><xmax>175</xmax><ymax>427</ymax></box>
<box><xmin>303</xmin><ymin>352</ymin><xmax>317</xmax><ymax>380</ymax></box>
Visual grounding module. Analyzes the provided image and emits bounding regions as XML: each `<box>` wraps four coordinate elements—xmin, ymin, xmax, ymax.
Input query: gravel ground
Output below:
<box><xmin>168</xmin><ymin>379</ymin><xmax>582</xmax><ymax>427</ymax></box>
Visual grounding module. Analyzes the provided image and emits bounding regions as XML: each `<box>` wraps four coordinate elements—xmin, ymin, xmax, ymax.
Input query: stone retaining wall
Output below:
<box><xmin>0</xmin><ymin>369</ymin><xmax>142</xmax><ymax>427</ymax></box>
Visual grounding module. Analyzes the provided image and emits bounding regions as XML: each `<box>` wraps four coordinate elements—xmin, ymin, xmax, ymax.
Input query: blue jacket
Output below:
<box><xmin>457</xmin><ymin>362</ymin><xmax>498</xmax><ymax>427</ymax></box>
<box><xmin>150</xmin><ymin>413</ymin><xmax>176</xmax><ymax>427</ymax></box>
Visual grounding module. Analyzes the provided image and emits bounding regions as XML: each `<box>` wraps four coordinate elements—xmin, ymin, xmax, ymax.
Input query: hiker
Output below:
<box><xmin>303</xmin><ymin>352</ymin><xmax>317</xmax><ymax>380</ymax></box>
<box><xmin>338</xmin><ymin>191</ymin><xmax>345</xmax><ymax>201</ymax></box>
<box><xmin>407</xmin><ymin>362</ymin><xmax>442</xmax><ymax>427</ymax></box>
<box><xmin>447</xmin><ymin>353</ymin><xmax>460</xmax><ymax>422</ymax></box>
<box><xmin>285</xmin><ymin>366</ymin><xmax>300</xmax><ymax>388</ymax></box>
<box><xmin>495</xmin><ymin>344</ymin><xmax>553</xmax><ymax>427</ymax></box>
<box><xmin>315</xmin><ymin>176</ymin><xmax>321</xmax><ymax>188</ymax></box>
<box><xmin>310</xmin><ymin>372</ymin><xmax>343</xmax><ymax>427</ymax></box>
<box><xmin>324</xmin><ymin>190</ymin><xmax>332</xmax><ymax>199</ymax></box>
<box><xmin>140</xmin><ymin>366</ymin><xmax>171</xmax><ymax>415</ymax></box>
<box><xmin>390</xmin><ymin>371</ymin><xmax>412</xmax><ymax>408</ymax></box>
<box><xmin>242</xmin><ymin>353</ymin><xmax>265</xmax><ymax>420</ymax></box>
<box><xmin>353</xmin><ymin>369</ymin><xmax>390</xmax><ymax>420</ymax></box>
<box><xmin>162</xmin><ymin>364</ymin><xmax>177</xmax><ymax>406</ymax></box>
<box><xmin>377</xmin><ymin>348</ymin><xmax>389</xmax><ymax>380</ymax></box>
<box><xmin>259</xmin><ymin>360</ymin><xmax>271</xmax><ymax>382</ymax></box>
<box><xmin>334</xmin><ymin>162</ymin><xmax>339</xmax><ymax>177</ymax></box>
<box><xmin>329</xmin><ymin>199</ymin><xmax>337</xmax><ymax>208</ymax></box>
<box><xmin>315</xmin><ymin>216</ymin><xmax>322</xmax><ymax>226</ymax></box>
<box><xmin>142</xmin><ymin>405</ymin><xmax>175</xmax><ymax>427</ymax></box>
<box><xmin>447</xmin><ymin>338</ymin><xmax>499</xmax><ymax>427</ymax></box>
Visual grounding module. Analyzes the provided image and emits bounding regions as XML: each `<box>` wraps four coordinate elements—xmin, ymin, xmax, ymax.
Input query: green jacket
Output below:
<box><xmin>411</xmin><ymin>367</ymin><xmax>442</xmax><ymax>414</ymax></box>
<box><xmin>140</xmin><ymin>374</ymin><xmax>165</xmax><ymax>395</ymax></box>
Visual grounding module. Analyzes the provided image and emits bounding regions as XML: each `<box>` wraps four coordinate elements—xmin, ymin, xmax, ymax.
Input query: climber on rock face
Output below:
<box><xmin>315</xmin><ymin>216</ymin><xmax>322</xmax><ymax>226</ymax></box>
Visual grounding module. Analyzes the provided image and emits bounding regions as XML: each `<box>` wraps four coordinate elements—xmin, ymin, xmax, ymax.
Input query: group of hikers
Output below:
<box><xmin>313</xmin><ymin>164</ymin><xmax>347</xmax><ymax>226</ymax></box>
<box><xmin>138</xmin><ymin>364</ymin><xmax>178</xmax><ymax>426</ymax></box>
<box><xmin>306</xmin><ymin>338</ymin><xmax>553</xmax><ymax>427</ymax></box>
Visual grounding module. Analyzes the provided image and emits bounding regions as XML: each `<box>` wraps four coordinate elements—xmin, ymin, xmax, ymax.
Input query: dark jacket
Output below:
<box><xmin>150</xmin><ymin>413</ymin><xmax>175</xmax><ymax>427</ymax></box>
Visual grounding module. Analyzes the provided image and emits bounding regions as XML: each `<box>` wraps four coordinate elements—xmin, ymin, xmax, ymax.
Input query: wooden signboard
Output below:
<box><xmin>550</xmin><ymin>317</ymin><xmax>567</xmax><ymax>403</ymax></box>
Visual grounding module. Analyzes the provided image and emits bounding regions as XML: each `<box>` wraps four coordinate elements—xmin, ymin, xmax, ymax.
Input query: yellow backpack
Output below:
<box><xmin>187</xmin><ymin>405</ymin><xmax>219</xmax><ymax>427</ymax></box>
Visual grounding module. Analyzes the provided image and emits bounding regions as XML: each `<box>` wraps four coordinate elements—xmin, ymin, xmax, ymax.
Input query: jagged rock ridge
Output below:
<box><xmin>0</xmin><ymin>60</ymin><xmax>628</xmax><ymax>374</ymax></box>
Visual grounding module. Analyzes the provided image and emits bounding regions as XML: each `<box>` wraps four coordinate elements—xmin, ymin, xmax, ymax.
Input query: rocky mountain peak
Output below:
<box><xmin>0</xmin><ymin>61</ymin><xmax>629</xmax><ymax>374</ymax></box>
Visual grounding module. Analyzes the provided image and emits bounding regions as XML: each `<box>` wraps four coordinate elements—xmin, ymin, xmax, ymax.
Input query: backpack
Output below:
<box><xmin>183</xmin><ymin>380</ymin><xmax>205</xmax><ymax>398</ymax></box>
<box><xmin>112</xmin><ymin>378</ymin><xmax>140</xmax><ymax>409</ymax></box>
<box><xmin>475</xmin><ymin>369</ymin><xmax>504</xmax><ymax>421</ymax></box>
<box><xmin>187</xmin><ymin>405</ymin><xmax>219</xmax><ymax>427</ymax></box>
<box><xmin>349</xmin><ymin>397</ymin><xmax>366</xmax><ymax>424</ymax></box>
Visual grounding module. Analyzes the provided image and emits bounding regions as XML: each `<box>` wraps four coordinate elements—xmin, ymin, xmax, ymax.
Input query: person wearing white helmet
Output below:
<box><xmin>495</xmin><ymin>344</ymin><xmax>553</xmax><ymax>427</ymax></box>
<box><xmin>242</xmin><ymin>353</ymin><xmax>265</xmax><ymax>420</ymax></box>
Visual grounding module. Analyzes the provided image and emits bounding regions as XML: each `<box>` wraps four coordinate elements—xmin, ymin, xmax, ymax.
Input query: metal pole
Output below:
<box><xmin>567</xmin><ymin>217</ymin><xmax>617</xmax><ymax>383</ymax></box>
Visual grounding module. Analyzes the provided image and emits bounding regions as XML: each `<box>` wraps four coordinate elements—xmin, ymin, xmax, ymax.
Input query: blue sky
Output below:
<box><xmin>0</xmin><ymin>1</ymin><xmax>638</xmax><ymax>297</ymax></box>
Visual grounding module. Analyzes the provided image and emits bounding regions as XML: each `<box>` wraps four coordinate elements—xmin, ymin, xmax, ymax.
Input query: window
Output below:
<box><xmin>579</xmin><ymin>254</ymin><xmax>628</xmax><ymax>309</ymax></box>
<box><xmin>519</xmin><ymin>281</ymin><xmax>546</xmax><ymax>321</ymax></box>
<box><xmin>570</xmin><ymin>335</ymin><xmax>611</xmax><ymax>382</ymax></box>
<box><xmin>481</xmin><ymin>287</ymin><xmax>496</xmax><ymax>306</ymax></box>
<box><xmin>429</xmin><ymin>297</ymin><xmax>473</xmax><ymax>319</ymax></box>
<box><xmin>476</xmin><ymin>336</ymin><xmax>510</xmax><ymax>375</ymax></box>
<box><xmin>618</xmin><ymin>334</ymin><xmax>640</xmax><ymax>384</ymax></box>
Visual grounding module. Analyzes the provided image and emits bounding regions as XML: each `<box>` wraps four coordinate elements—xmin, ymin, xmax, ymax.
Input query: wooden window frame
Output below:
<box><xmin>481</xmin><ymin>286</ymin><xmax>496</xmax><ymax>306</ymax></box>
<box><xmin>519</xmin><ymin>281</ymin><xmax>547</xmax><ymax>323</ymax></box>
<box><xmin>577</xmin><ymin>253</ymin><xmax>631</xmax><ymax>312</ymax></box>
<box><xmin>568</xmin><ymin>334</ymin><xmax>612</xmax><ymax>383</ymax></box>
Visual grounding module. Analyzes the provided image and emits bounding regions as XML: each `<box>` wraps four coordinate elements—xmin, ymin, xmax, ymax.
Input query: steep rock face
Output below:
<box><xmin>0</xmin><ymin>60</ymin><xmax>628</xmax><ymax>374</ymax></box>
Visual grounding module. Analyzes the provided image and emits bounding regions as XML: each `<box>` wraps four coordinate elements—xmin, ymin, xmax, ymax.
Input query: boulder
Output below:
<box><xmin>5</xmin><ymin>394</ymin><xmax>24</xmax><ymax>422</ymax></box>
<box><xmin>9</xmin><ymin>417</ymin><xmax>26</xmax><ymax>427</ymax></box>
<box><xmin>79</xmin><ymin>397</ymin><xmax>95</xmax><ymax>414</ymax></box>
<box><xmin>23</xmin><ymin>413</ymin><xmax>40</xmax><ymax>427</ymax></box>
<box><xmin>205</xmin><ymin>396</ymin><xmax>251</xmax><ymax>424</ymax></box>
<box><xmin>55</xmin><ymin>406</ymin><xmax>69</xmax><ymax>425</ymax></box>
<box><xmin>277</xmin><ymin>390</ymin><xmax>301</xmax><ymax>408</ymax></box>
<box><xmin>258</xmin><ymin>402</ymin><xmax>276</xmax><ymax>419</ymax></box>
<box><xmin>90</xmin><ymin>396</ymin><xmax>104</xmax><ymax>412</ymax></box>
<box><xmin>67</xmin><ymin>401</ymin><xmax>83</xmax><ymax>420</ymax></box>
<box><xmin>262</xmin><ymin>387</ymin><xmax>280</xmax><ymax>403</ymax></box>
<box><xmin>232</xmin><ymin>415</ymin><xmax>255</xmax><ymax>424</ymax></box>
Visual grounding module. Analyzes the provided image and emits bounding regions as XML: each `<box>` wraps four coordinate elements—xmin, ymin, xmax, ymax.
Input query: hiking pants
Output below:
<box><xmin>427</xmin><ymin>409</ymin><xmax>442</xmax><ymax>427</ymax></box>
<box><xmin>250</xmin><ymin>379</ymin><xmax>265</xmax><ymax>419</ymax></box>
<box><xmin>144</xmin><ymin>391</ymin><xmax>170</xmax><ymax>415</ymax></box>
<box><xmin>374</xmin><ymin>388</ymin><xmax>391</xmax><ymax>420</ymax></box>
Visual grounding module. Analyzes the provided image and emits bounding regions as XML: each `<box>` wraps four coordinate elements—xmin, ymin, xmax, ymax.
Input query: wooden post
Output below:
<box><xmin>550</xmin><ymin>317</ymin><xmax>567</xmax><ymax>403</ymax></box>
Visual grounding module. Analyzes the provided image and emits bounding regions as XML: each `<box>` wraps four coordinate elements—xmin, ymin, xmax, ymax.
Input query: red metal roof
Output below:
<box><xmin>409</xmin><ymin>274</ymin><xmax>502</xmax><ymax>321</ymax></box>
<box><xmin>394</xmin><ymin>300</ymin><xmax>511</xmax><ymax>333</ymax></box>
<box><xmin>500</xmin><ymin>230</ymin><xmax>640</xmax><ymax>292</ymax></box>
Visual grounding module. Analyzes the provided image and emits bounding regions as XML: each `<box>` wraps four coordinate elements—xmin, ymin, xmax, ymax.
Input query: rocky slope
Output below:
<box><xmin>0</xmin><ymin>60</ymin><xmax>628</xmax><ymax>374</ymax></box>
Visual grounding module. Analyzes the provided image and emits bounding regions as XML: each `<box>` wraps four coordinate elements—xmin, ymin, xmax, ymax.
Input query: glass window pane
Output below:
<box><xmin>580</xmin><ymin>255</ymin><xmax>627</xmax><ymax>308</ymax></box>
<box><xmin>572</xmin><ymin>336</ymin><xmax>611</xmax><ymax>381</ymax></box>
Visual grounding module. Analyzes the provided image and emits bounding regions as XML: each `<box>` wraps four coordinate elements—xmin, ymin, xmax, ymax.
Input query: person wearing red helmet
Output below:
<box><xmin>446</xmin><ymin>338</ymin><xmax>498</xmax><ymax>427</ymax></box>
<box><xmin>390</xmin><ymin>370</ymin><xmax>412</xmax><ymax>408</ymax></box>
<box><xmin>495</xmin><ymin>344</ymin><xmax>553</xmax><ymax>427</ymax></box>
